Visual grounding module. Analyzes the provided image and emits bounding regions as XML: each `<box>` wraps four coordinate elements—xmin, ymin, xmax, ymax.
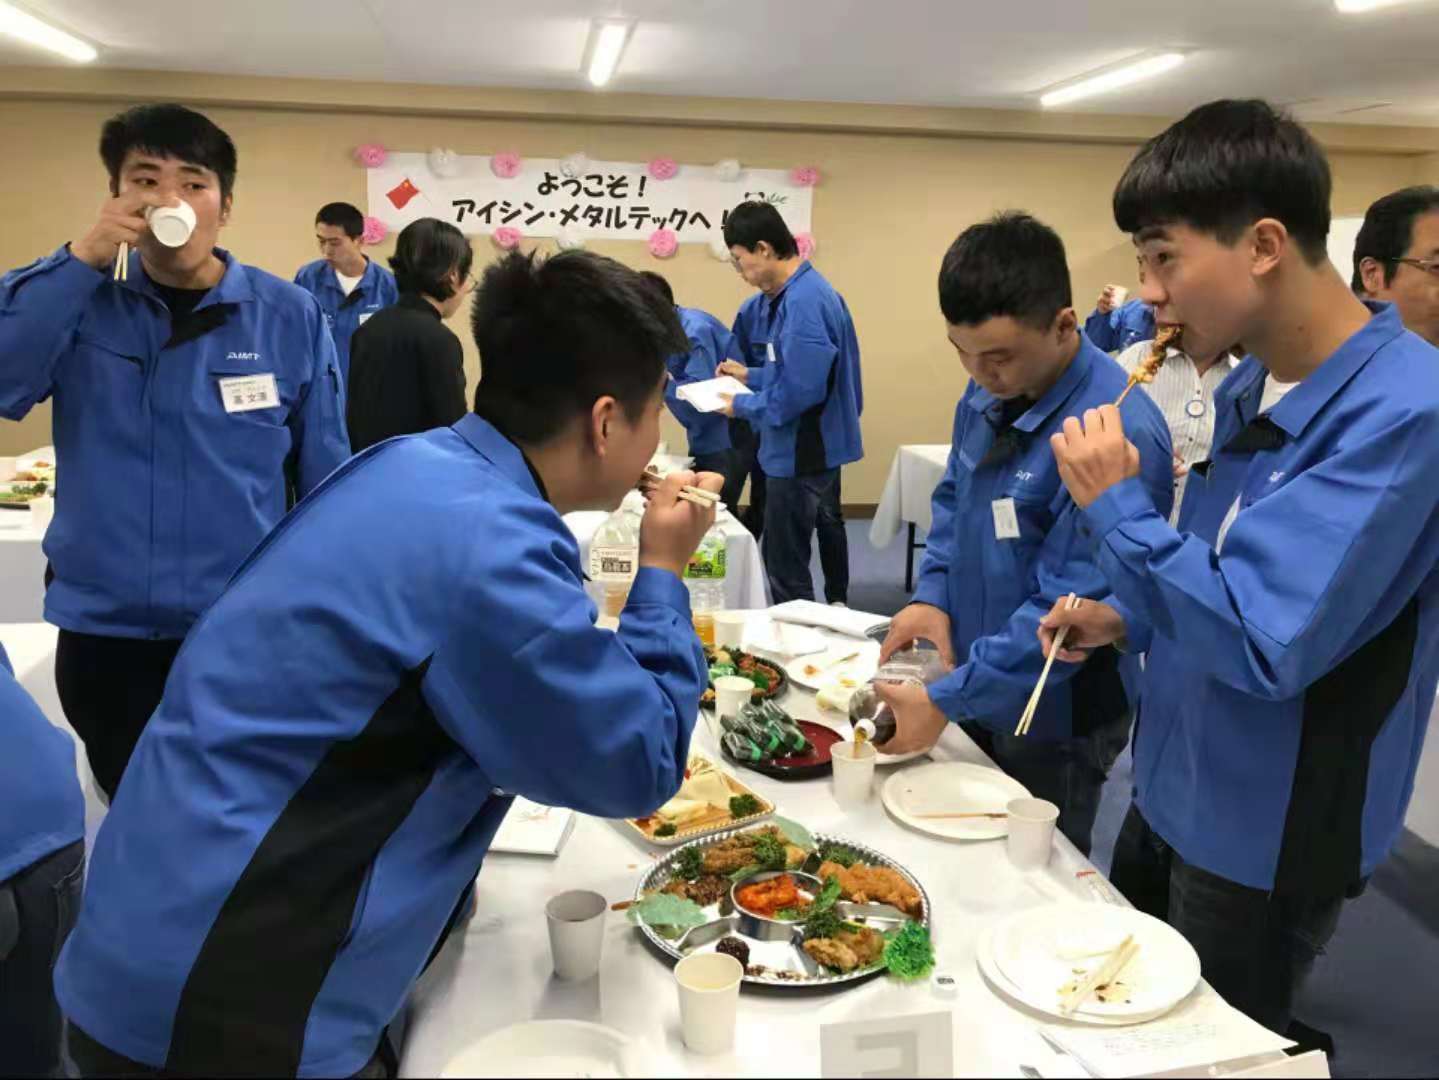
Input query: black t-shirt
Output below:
<box><xmin>152</xmin><ymin>283</ymin><xmax>211</xmax><ymax>320</ymax></box>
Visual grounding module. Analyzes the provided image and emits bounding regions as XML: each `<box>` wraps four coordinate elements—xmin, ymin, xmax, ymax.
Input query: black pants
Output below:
<box><xmin>728</xmin><ymin>419</ymin><xmax>767</xmax><ymax>540</ymax></box>
<box><xmin>763</xmin><ymin>469</ymin><xmax>849</xmax><ymax>605</ymax></box>
<box><xmin>1109</xmin><ymin>804</ymin><xmax>1349</xmax><ymax>1033</ymax></box>
<box><xmin>65</xmin><ymin>1024</ymin><xmax>396</xmax><ymax>1079</ymax></box>
<box><xmin>963</xmin><ymin>710</ymin><xmax>1131</xmax><ymax>857</ymax></box>
<box><xmin>0</xmin><ymin>839</ymin><xmax>84</xmax><ymax>1079</ymax></box>
<box><xmin>691</xmin><ymin>449</ymin><xmax>747</xmax><ymax>515</ymax></box>
<box><xmin>55</xmin><ymin>631</ymin><xmax>184</xmax><ymax>801</ymax></box>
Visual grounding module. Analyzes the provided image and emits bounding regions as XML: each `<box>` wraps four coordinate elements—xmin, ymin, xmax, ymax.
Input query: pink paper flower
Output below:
<box><xmin>648</xmin><ymin>228</ymin><xmax>679</xmax><ymax>259</ymax></box>
<box><xmin>353</xmin><ymin>143</ymin><xmax>388</xmax><ymax>168</ymax></box>
<box><xmin>493</xmin><ymin>226</ymin><xmax>523</xmax><ymax>250</ymax></box>
<box><xmin>795</xmin><ymin>232</ymin><xmax>817</xmax><ymax>260</ymax></box>
<box><xmin>647</xmin><ymin>157</ymin><xmax>679</xmax><ymax>181</ymax></box>
<box><xmin>361</xmin><ymin>216</ymin><xmax>387</xmax><ymax>245</ymax></box>
<box><xmin>789</xmin><ymin>165</ymin><xmax>821</xmax><ymax>187</ymax></box>
<box><xmin>490</xmin><ymin>151</ymin><xmax>523</xmax><ymax>179</ymax></box>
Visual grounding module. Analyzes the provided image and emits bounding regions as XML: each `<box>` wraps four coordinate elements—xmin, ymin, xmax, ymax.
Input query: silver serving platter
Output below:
<box><xmin>632</xmin><ymin>826</ymin><xmax>933</xmax><ymax>988</ymax></box>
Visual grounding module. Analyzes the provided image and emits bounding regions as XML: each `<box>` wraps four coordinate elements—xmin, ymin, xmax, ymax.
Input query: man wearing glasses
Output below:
<box><xmin>1353</xmin><ymin>185</ymin><xmax>1439</xmax><ymax>347</ymax></box>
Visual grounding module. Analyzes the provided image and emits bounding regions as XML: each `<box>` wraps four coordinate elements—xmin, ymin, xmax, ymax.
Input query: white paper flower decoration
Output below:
<box><xmin>713</xmin><ymin>158</ymin><xmax>742</xmax><ymax>182</ymax></box>
<box><xmin>556</xmin><ymin>227</ymin><xmax>586</xmax><ymax>251</ymax></box>
<box><xmin>709</xmin><ymin>236</ymin><xmax>731</xmax><ymax>261</ymax></box>
<box><xmin>560</xmin><ymin>152</ymin><xmax>589</xmax><ymax>179</ymax></box>
<box><xmin>427</xmin><ymin>147</ymin><xmax>462</xmax><ymax>178</ymax></box>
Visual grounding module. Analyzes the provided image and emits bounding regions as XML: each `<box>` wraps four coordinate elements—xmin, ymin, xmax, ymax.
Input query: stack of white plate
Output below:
<box><xmin>439</xmin><ymin>1020</ymin><xmax>651</xmax><ymax>1078</ymax></box>
<box><xmin>976</xmin><ymin>903</ymin><xmax>1202</xmax><ymax>1026</ymax></box>
<box><xmin>881</xmin><ymin>761</ymin><xmax>1031</xmax><ymax>840</ymax></box>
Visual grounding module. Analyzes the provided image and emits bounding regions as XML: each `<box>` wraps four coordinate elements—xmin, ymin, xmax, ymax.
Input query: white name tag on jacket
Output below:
<box><xmin>991</xmin><ymin>497</ymin><xmax>1020</xmax><ymax>540</ymax></box>
<box><xmin>218</xmin><ymin>373</ymin><xmax>280</xmax><ymax>413</ymax></box>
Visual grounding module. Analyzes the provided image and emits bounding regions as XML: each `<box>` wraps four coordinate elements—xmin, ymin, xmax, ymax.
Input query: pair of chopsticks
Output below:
<box><xmin>112</xmin><ymin>242</ymin><xmax>129</xmax><ymax>283</ymax></box>
<box><xmin>1059</xmin><ymin>934</ymin><xmax>1139</xmax><ymax>1015</ymax></box>
<box><xmin>1015</xmin><ymin>592</ymin><xmax>1081</xmax><ymax>736</ymax></box>
<box><xmin>640</xmin><ymin>465</ymin><xmax>721</xmax><ymax>510</ymax></box>
<box><xmin>914</xmin><ymin>811</ymin><xmax>1007</xmax><ymax>820</ymax></box>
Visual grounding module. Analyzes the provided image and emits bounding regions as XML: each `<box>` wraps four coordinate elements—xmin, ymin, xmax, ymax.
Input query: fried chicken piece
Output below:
<box><xmin>701</xmin><ymin>827</ymin><xmax>788</xmax><ymax>874</ymax></box>
<box><xmin>817</xmin><ymin>861</ymin><xmax>923</xmax><ymax>918</ymax></box>
<box><xmin>804</xmin><ymin>936</ymin><xmax>860</xmax><ymax>973</ymax></box>
<box><xmin>835</xmin><ymin>926</ymin><xmax>885</xmax><ymax>967</ymax></box>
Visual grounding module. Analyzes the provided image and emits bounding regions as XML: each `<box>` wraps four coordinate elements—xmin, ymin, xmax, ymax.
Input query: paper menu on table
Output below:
<box><xmin>488</xmin><ymin>797</ymin><xmax>576</xmax><ymax>856</ymax></box>
<box><xmin>675</xmin><ymin>376</ymin><xmax>752</xmax><ymax>413</ymax></box>
<box><xmin>1039</xmin><ymin>992</ymin><xmax>1294</xmax><ymax>1078</ymax></box>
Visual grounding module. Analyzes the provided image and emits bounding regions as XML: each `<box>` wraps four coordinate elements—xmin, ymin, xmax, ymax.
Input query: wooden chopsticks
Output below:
<box><xmin>113</xmin><ymin>242</ymin><xmax>128</xmax><ymax>283</ymax></box>
<box><xmin>640</xmin><ymin>465</ymin><xmax>722</xmax><ymax>509</ymax></box>
<box><xmin>1015</xmin><ymin>592</ymin><xmax>1081</xmax><ymax>737</ymax></box>
<box><xmin>1059</xmin><ymin>934</ymin><xmax>1139</xmax><ymax>1015</ymax></box>
<box><xmin>913</xmin><ymin>811</ymin><xmax>1008</xmax><ymax>820</ymax></box>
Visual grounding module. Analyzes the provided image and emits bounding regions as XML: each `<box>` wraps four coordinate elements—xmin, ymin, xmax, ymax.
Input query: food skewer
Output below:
<box><xmin>1113</xmin><ymin>325</ymin><xmax>1182</xmax><ymax>407</ymax></box>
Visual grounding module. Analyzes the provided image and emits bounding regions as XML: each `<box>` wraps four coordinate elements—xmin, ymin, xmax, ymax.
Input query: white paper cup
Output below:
<box><xmin>146</xmin><ymin>200</ymin><xmax>197</xmax><ymax>248</ymax></box>
<box><xmin>1006</xmin><ymin>797</ymin><xmax>1059</xmax><ymax>870</ymax></box>
<box><xmin>830</xmin><ymin>739</ymin><xmax>877</xmax><ymax>805</ymax></box>
<box><xmin>545</xmin><ymin>889</ymin><xmax>607</xmax><ymax>981</ymax></box>
<box><xmin>713</xmin><ymin>611</ymin><xmax>746</xmax><ymax>649</ymax></box>
<box><xmin>714</xmin><ymin>675</ymin><xmax>753</xmax><ymax>719</ymax></box>
<box><xmin>28</xmin><ymin>495</ymin><xmax>55</xmax><ymax>535</ymax></box>
<box><xmin>1108</xmin><ymin>284</ymin><xmax>1129</xmax><ymax>307</ymax></box>
<box><xmin>674</xmin><ymin>951</ymin><xmax>742</xmax><ymax>1055</ymax></box>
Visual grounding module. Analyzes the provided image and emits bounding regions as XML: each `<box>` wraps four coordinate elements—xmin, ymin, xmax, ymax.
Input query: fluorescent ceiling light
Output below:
<box><xmin>1335</xmin><ymin>0</ymin><xmax>1430</xmax><ymax>11</ymax></box>
<box><xmin>584</xmin><ymin>19</ymin><xmax>633</xmax><ymax>88</ymax></box>
<box><xmin>1040</xmin><ymin>52</ymin><xmax>1186</xmax><ymax>109</ymax></box>
<box><xmin>0</xmin><ymin>1</ymin><xmax>96</xmax><ymax>62</ymax></box>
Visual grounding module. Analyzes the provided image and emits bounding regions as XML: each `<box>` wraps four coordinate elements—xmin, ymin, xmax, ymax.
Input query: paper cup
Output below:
<box><xmin>714</xmin><ymin>675</ymin><xmax>753</xmax><ymax>719</ymax></box>
<box><xmin>1108</xmin><ymin>284</ymin><xmax>1129</xmax><ymax>307</ymax></box>
<box><xmin>545</xmin><ymin>889</ymin><xmax>607</xmax><ymax>981</ymax></box>
<box><xmin>713</xmin><ymin>611</ymin><xmax>746</xmax><ymax>648</ymax></box>
<box><xmin>830</xmin><ymin>739</ymin><xmax>877</xmax><ymax>805</ymax></box>
<box><xmin>674</xmin><ymin>951</ymin><xmax>742</xmax><ymax>1055</ymax></box>
<box><xmin>28</xmin><ymin>495</ymin><xmax>55</xmax><ymax>534</ymax></box>
<box><xmin>1006</xmin><ymin>797</ymin><xmax>1059</xmax><ymax>870</ymax></box>
<box><xmin>146</xmin><ymin>200</ymin><xmax>197</xmax><ymax>248</ymax></box>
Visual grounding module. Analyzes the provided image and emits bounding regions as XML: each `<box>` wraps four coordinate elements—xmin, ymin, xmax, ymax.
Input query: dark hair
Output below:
<box><xmin>938</xmin><ymin>212</ymin><xmax>1073</xmax><ymax>329</ymax></box>
<box><xmin>471</xmin><ymin>250</ymin><xmax>686</xmax><ymax>444</ymax></box>
<box><xmin>637</xmin><ymin>270</ymin><xmax>675</xmax><ymax>306</ymax></box>
<box><xmin>1352</xmin><ymin>186</ymin><xmax>1439</xmax><ymax>292</ymax></box>
<box><xmin>722</xmin><ymin>201</ymin><xmax>799</xmax><ymax>258</ymax></box>
<box><xmin>99</xmin><ymin>104</ymin><xmax>238</xmax><ymax>202</ymax></box>
<box><xmin>1113</xmin><ymin>99</ymin><xmax>1332</xmax><ymax>265</ymax></box>
<box><xmin>388</xmin><ymin>218</ymin><xmax>473</xmax><ymax>300</ymax></box>
<box><xmin>316</xmin><ymin>201</ymin><xmax>364</xmax><ymax>239</ymax></box>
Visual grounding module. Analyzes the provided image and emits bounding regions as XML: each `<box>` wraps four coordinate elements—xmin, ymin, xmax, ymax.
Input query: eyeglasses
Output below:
<box><xmin>1390</xmin><ymin>256</ymin><xmax>1439</xmax><ymax>278</ymax></box>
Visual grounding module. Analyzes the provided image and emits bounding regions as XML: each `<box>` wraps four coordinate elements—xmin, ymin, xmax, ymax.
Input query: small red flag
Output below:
<box><xmin>387</xmin><ymin>178</ymin><xmax>421</xmax><ymax>210</ymax></box>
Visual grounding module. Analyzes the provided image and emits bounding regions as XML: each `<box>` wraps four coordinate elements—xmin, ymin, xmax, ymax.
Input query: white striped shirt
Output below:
<box><xmin>1116</xmin><ymin>341</ymin><xmax>1237</xmax><ymax>523</ymax></box>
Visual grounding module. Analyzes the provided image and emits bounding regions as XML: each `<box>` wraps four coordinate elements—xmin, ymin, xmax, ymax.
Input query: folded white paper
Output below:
<box><xmin>489</xmin><ymin>798</ymin><xmax>576</xmax><ymax>856</ymax></box>
<box><xmin>769</xmin><ymin>600</ymin><xmax>891</xmax><ymax>640</ymax></box>
<box><xmin>675</xmin><ymin>376</ymin><xmax>752</xmax><ymax>414</ymax></box>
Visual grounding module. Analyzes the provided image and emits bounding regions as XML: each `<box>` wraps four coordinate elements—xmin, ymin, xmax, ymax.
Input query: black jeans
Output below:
<box><xmin>963</xmin><ymin>710</ymin><xmax>1131</xmax><ymax>857</ymax></box>
<box><xmin>1110</xmin><ymin>804</ymin><xmax>1349</xmax><ymax>1034</ymax></box>
<box><xmin>691</xmin><ymin>449</ymin><xmax>747</xmax><ymax>515</ymax></box>
<box><xmin>728</xmin><ymin>419</ymin><xmax>767</xmax><ymax>540</ymax></box>
<box><xmin>0</xmin><ymin>839</ymin><xmax>84</xmax><ymax>1079</ymax></box>
<box><xmin>55</xmin><ymin>631</ymin><xmax>184</xmax><ymax>801</ymax></box>
<box><xmin>762</xmin><ymin>469</ymin><xmax>849</xmax><ymax>605</ymax></box>
<box><xmin>65</xmin><ymin>1024</ymin><xmax>397</xmax><ymax>1079</ymax></box>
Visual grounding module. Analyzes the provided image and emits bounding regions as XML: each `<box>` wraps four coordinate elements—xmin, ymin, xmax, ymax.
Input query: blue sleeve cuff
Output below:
<box><xmin>732</xmin><ymin>392</ymin><xmax>762</xmax><ymax>422</ymax></box>
<box><xmin>925</xmin><ymin>668</ymin><xmax>968</xmax><ymax>721</ymax></box>
<box><xmin>911</xmin><ymin>578</ymin><xmax>947</xmax><ymax>610</ymax></box>
<box><xmin>626</xmin><ymin>566</ymin><xmax>691</xmax><ymax>617</ymax></box>
<box><xmin>1104</xmin><ymin>595</ymin><xmax>1153</xmax><ymax>655</ymax></box>
<box><xmin>747</xmin><ymin>366</ymin><xmax>769</xmax><ymax>391</ymax></box>
<box><xmin>1083</xmin><ymin>476</ymin><xmax>1154</xmax><ymax>542</ymax></box>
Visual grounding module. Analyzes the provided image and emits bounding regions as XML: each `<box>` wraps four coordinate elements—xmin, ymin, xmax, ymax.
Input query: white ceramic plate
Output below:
<box><xmin>439</xmin><ymin>1020</ymin><xmax>646</xmax><ymax>1078</ymax></box>
<box><xmin>989</xmin><ymin>902</ymin><xmax>1202</xmax><ymax>1021</ymax></box>
<box><xmin>785</xmin><ymin>640</ymin><xmax>880</xmax><ymax>692</ymax></box>
<box><xmin>881</xmin><ymin>761</ymin><xmax>1030</xmax><ymax>840</ymax></box>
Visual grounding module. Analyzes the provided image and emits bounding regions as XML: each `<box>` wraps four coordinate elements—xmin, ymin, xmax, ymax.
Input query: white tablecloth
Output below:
<box><xmin>0</xmin><ymin>515</ymin><xmax>47</xmax><ymax>624</ymax></box>
<box><xmin>399</xmin><ymin>658</ymin><xmax>1275</xmax><ymax>1078</ymax></box>
<box><xmin>868</xmin><ymin>444</ymin><xmax>951</xmax><ymax>548</ymax></box>
<box><xmin>566</xmin><ymin>512</ymin><xmax>768</xmax><ymax>611</ymax></box>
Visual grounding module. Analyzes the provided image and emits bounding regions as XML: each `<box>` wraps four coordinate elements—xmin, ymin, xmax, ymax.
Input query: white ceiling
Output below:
<box><xmin>6</xmin><ymin>0</ymin><xmax>1439</xmax><ymax>126</ymax></box>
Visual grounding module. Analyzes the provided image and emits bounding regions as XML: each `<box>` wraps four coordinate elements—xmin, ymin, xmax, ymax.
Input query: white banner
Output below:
<box><xmin>366</xmin><ymin>154</ymin><xmax>812</xmax><ymax>244</ymax></box>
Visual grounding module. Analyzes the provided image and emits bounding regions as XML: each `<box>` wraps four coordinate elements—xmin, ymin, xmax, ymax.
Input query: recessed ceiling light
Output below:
<box><xmin>1040</xmin><ymin>52</ymin><xmax>1186</xmax><ymax>109</ymax></box>
<box><xmin>1335</xmin><ymin>0</ymin><xmax>1431</xmax><ymax>12</ymax></box>
<box><xmin>584</xmin><ymin>18</ymin><xmax>634</xmax><ymax>89</ymax></box>
<box><xmin>0</xmin><ymin>1</ymin><xmax>96</xmax><ymax>63</ymax></box>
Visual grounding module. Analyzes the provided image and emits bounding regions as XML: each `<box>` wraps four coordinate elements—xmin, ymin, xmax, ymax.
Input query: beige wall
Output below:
<box><xmin>0</xmin><ymin>73</ymin><xmax>1432</xmax><ymax>501</ymax></box>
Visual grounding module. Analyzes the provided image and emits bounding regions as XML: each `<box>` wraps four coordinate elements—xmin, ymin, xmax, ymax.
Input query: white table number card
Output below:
<box><xmin>820</xmin><ymin>1011</ymin><xmax>954</xmax><ymax>1079</ymax></box>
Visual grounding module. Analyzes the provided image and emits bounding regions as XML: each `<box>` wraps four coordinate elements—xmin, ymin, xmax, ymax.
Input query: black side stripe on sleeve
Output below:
<box><xmin>1275</xmin><ymin>597</ymin><xmax>1418</xmax><ymax>899</ymax></box>
<box><xmin>165</xmin><ymin>657</ymin><xmax>454</xmax><ymax>1075</ymax></box>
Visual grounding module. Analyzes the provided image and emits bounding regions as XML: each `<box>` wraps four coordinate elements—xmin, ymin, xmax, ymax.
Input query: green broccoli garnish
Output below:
<box><xmin>882</xmin><ymin>921</ymin><xmax>935</xmax><ymax>981</ymax></box>
<box><xmin>654</xmin><ymin>822</ymin><xmax>677</xmax><ymax>837</ymax></box>
<box><xmin>674</xmin><ymin>845</ymin><xmax>704</xmax><ymax>880</ymax></box>
<box><xmin>752</xmin><ymin>832</ymin><xmax>788</xmax><ymax>870</ymax></box>
<box><xmin>818</xmin><ymin>843</ymin><xmax>862</xmax><ymax>868</ymax></box>
<box><xmin>729</xmin><ymin>794</ymin><xmax>762</xmax><ymax>819</ymax></box>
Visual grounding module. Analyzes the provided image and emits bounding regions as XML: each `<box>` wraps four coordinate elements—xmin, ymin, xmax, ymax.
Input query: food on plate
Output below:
<box><xmin>735</xmin><ymin>873</ymin><xmax>809</xmax><ymax>919</ymax></box>
<box><xmin>715</xmin><ymin>936</ymin><xmax>750</xmax><ymax>966</ymax></box>
<box><xmin>1115</xmin><ymin>324</ymin><xmax>1183</xmax><ymax>406</ymax></box>
<box><xmin>701</xmin><ymin>646</ymin><xmax>784</xmax><ymax>706</ymax></box>
<box><xmin>699</xmin><ymin>827</ymin><xmax>804</xmax><ymax>876</ymax></box>
<box><xmin>816</xmin><ymin>860</ymin><xmax>924</xmax><ymax>918</ymax></box>
<box><xmin>662</xmin><ymin>873</ymin><xmax>730</xmax><ymax>907</ymax></box>
<box><xmin>803</xmin><ymin>925</ymin><xmax>886</xmax><ymax>973</ymax></box>
<box><xmin>816</xmin><ymin>842</ymin><xmax>864</xmax><ymax>869</ymax></box>
<box><xmin>654</xmin><ymin>822</ymin><xmax>677</xmax><ymax>837</ymax></box>
<box><xmin>0</xmin><ymin>480</ymin><xmax>49</xmax><ymax>504</ymax></box>
<box><xmin>719</xmin><ymin>700</ymin><xmax>816</xmax><ymax>769</ymax></box>
<box><xmin>631</xmin><ymin>755</ymin><xmax>769</xmax><ymax>840</ymax></box>
<box><xmin>623</xmin><ymin>892</ymin><xmax>707</xmax><ymax>939</ymax></box>
<box><xmin>881</xmin><ymin>921</ymin><xmax>935</xmax><ymax>981</ymax></box>
<box><xmin>728</xmin><ymin>794</ymin><xmax>761</xmax><ymax>818</ymax></box>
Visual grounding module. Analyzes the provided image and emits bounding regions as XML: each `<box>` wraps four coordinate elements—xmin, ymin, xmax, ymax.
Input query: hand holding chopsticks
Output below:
<box><xmin>1015</xmin><ymin>592</ymin><xmax>1081</xmax><ymax>737</ymax></box>
<box><xmin>641</xmin><ymin>465</ymin><xmax>723</xmax><ymax>510</ymax></box>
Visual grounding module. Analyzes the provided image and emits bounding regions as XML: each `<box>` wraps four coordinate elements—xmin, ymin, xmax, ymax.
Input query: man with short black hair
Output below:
<box><xmin>295</xmin><ymin>201</ymin><xmax>399</xmax><ymax>381</ymax></box>
<box><xmin>877</xmin><ymin>212</ymin><xmax>1173</xmax><ymax>856</ymax></box>
<box><xmin>56</xmin><ymin>249</ymin><xmax>723</xmax><ymax>1078</ymax></box>
<box><xmin>715</xmin><ymin>200</ymin><xmax>863</xmax><ymax>605</ymax></box>
<box><xmin>1043</xmin><ymin>99</ymin><xmax>1439</xmax><ymax>1034</ymax></box>
<box><xmin>0</xmin><ymin>103</ymin><xmax>349</xmax><ymax>800</ymax></box>
<box><xmin>1352</xmin><ymin>184</ymin><xmax>1439</xmax><ymax>347</ymax></box>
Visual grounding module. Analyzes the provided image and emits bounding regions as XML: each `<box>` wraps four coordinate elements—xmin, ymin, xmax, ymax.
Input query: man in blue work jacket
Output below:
<box><xmin>0</xmin><ymin>104</ymin><xmax>350</xmax><ymax>800</ymax></box>
<box><xmin>716</xmin><ymin>200</ymin><xmax>864</xmax><ymax>605</ymax></box>
<box><xmin>55</xmin><ymin>249</ymin><xmax>723</xmax><ymax>1078</ymax></box>
<box><xmin>639</xmin><ymin>271</ymin><xmax>747</xmax><ymax>509</ymax></box>
<box><xmin>1042</xmin><ymin>100</ymin><xmax>1439</xmax><ymax>1037</ymax></box>
<box><xmin>728</xmin><ymin>290</ymin><xmax>769</xmax><ymax>537</ymax></box>
<box><xmin>294</xmin><ymin>201</ymin><xmax>400</xmax><ymax>383</ymax></box>
<box><xmin>1084</xmin><ymin>286</ymin><xmax>1155</xmax><ymax>353</ymax></box>
<box><xmin>875</xmin><ymin>212</ymin><xmax>1173</xmax><ymax>856</ymax></box>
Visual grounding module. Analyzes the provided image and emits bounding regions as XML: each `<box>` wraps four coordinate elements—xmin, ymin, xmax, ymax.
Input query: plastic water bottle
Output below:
<box><xmin>589</xmin><ymin>492</ymin><xmax>643</xmax><ymax>617</ymax></box>
<box><xmin>683</xmin><ymin>526</ymin><xmax>727</xmax><ymax>645</ymax></box>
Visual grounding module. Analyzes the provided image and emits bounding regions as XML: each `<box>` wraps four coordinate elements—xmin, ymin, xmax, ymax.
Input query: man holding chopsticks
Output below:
<box><xmin>1041</xmin><ymin>99</ymin><xmax>1439</xmax><ymax>1036</ymax></box>
<box><xmin>877</xmin><ymin>212</ymin><xmax>1174</xmax><ymax>856</ymax></box>
<box><xmin>0</xmin><ymin>104</ymin><xmax>350</xmax><ymax>800</ymax></box>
